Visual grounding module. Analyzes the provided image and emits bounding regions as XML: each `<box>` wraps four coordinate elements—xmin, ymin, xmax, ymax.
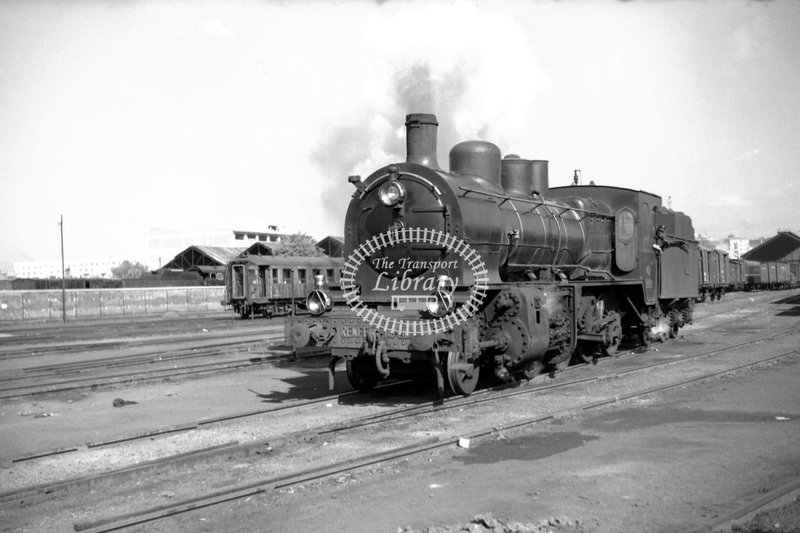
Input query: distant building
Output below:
<box><xmin>742</xmin><ymin>231</ymin><xmax>800</xmax><ymax>263</ymax></box>
<box><xmin>12</xmin><ymin>258</ymin><xmax>120</xmax><ymax>279</ymax></box>
<box><xmin>742</xmin><ymin>231</ymin><xmax>800</xmax><ymax>281</ymax></box>
<box><xmin>725</xmin><ymin>238</ymin><xmax>751</xmax><ymax>260</ymax></box>
<box><xmin>160</xmin><ymin>246</ymin><xmax>245</xmax><ymax>283</ymax></box>
<box><xmin>316</xmin><ymin>236</ymin><xmax>344</xmax><ymax>257</ymax></box>
<box><xmin>146</xmin><ymin>225</ymin><xmax>289</xmax><ymax>268</ymax></box>
<box><xmin>232</xmin><ymin>225</ymin><xmax>288</xmax><ymax>243</ymax></box>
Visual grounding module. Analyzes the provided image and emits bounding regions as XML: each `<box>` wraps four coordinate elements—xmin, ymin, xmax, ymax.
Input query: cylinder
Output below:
<box><xmin>531</xmin><ymin>160</ymin><xmax>549</xmax><ymax>196</ymax></box>
<box><xmin>405</xmin><ymin>113</ymin><xmax>440</xmax><ymax>169</ymax></box>
<box><xmin>501</xmin><ymin>155</ymin><xmax>533</xmax><ymax>197</ymax></box>
<box><xmin>449</xmin><ymin>140</ymin><xmax>502</xmax><ymax>186</ymax></box>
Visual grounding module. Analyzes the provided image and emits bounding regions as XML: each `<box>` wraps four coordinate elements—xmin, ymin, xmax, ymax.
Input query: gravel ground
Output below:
<box><xmin>735</xmin><ymin>499</ymin><xmax>800</xmax><ymax>533</ymax></box>
<box><xmin>1</xmin><ymin>290</ymin><xmax>799</xmax><ymax>532</ymax></box>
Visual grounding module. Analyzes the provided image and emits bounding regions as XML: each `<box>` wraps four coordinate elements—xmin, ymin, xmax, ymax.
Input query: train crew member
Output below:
<box><xmin>653</xmin><ymin>225</ymin><xmax>688</xmax><ymax>253</ymax></box>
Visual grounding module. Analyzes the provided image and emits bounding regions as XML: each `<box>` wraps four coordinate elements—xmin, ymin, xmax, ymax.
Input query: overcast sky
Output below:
<box><xmin>1</xmin><ymin>0</ymin><xmax>798</xmax><ymax>267</ymax></box>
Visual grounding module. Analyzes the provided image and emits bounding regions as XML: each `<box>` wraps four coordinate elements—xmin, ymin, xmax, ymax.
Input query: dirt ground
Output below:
<box><xmin>132</xmin><ymin>292</ymin><xmax>799</xmax><ymax>533</ymax></box>
<box><xmin>142</xmin><ymin>351</ymin><xmax>800</xmax><ymax>533</ymax></box>
<box><xmin>2</xmin><ymin>291</ymin><xmax>800</xmax><ymax>532</ymax></box>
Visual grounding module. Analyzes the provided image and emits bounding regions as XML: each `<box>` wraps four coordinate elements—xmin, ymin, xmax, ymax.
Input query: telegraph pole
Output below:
<box><xmin>59</xmin><ymin>214</ymin><xmax>66</xmax><ymax>323</ymax></box>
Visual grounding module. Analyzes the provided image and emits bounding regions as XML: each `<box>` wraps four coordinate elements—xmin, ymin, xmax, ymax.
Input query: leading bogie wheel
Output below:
<box><xmin>638</xmin><ymin>325</ymin><xmax>652</xmax><ymax>349</ymax></box>
<box><xmin>668</xmin><ymin>321</ymin><xmax>679</xmax><ymax>339</ymax></box>
<box><xmin>444</xmin><ymin>350</ymin><xmax>479</xmax><ymax>396</ymax></box>
<box><xmin>346</xmin><ymin>357</ymin><xmax>379</xmax><ymax>392</ymax></box>
<box><xmin>600</xmin><ymin>314</ymin><xmax>622</xmax><ymax>357</ymax></box>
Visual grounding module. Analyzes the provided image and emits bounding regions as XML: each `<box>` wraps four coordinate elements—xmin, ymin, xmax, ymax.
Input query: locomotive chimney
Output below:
<box><xmin>405</xmin><ymin>113</ymin><xmax>441</xmax><ymax>169</ymax></box>
<box><xmin>531</xmin><ymin>160</ymin><xmax>549</xmax><ymax>196</ymax></box>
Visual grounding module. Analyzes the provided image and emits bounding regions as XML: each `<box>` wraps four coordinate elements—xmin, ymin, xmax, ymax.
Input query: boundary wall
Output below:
<box><xmin>0</xmin><ymin>287</ymin><xmax>226</xmax><ymax>322</ymax></box>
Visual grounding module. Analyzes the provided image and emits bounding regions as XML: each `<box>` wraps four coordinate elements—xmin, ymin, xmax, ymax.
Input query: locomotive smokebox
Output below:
<box><xmin>501</xmin><ymin>155</ymin><xmax>533</xmax><ymax>197</ymax></box>
<box><xmin>531</xmin><ymin>159</ymin><xmax>549</xmax><ymax>196</ymax></box>
<box><xmin>405</xmin><ymin>113</ymin><xmax>441</xmax><ymax>169</ymax></box>
<box><xmin>449</xmin><ymin>140</ymin><xmax>502</xmax><ymax>186</ymax></box>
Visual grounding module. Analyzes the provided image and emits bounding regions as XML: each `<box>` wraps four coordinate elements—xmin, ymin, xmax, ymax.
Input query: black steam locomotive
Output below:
<box><xmin>286</xmin><ymin>113</ymin><xmax>699</xmax><ymax>396</ymax></box>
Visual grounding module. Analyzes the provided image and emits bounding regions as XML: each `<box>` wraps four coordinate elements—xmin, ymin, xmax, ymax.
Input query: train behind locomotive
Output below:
<box><xmin>224</xmin><ymin>255</ymin><xmax>343</xmax><ymax>318</ymax></box>
<box><xmin>286</xmin><ymin>113</ymin><xmax>704</xmax><ymax>396</ymax></box>
<box><xmin>698</xmin><ymin>246</ymin><xmax>796</xmax><ymax>301</ymax></box>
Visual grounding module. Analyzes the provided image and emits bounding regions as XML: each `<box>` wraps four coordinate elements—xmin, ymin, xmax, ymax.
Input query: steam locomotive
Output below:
<box><xmin>286</xmin><ymin>113</ymin><xmax>699</xmax><ymax>396</ymax></box>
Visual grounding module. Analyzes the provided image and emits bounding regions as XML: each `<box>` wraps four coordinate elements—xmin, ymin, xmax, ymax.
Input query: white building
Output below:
<box><xmin>12</xmin><ymin>258</ymin><xmax>120</xmax><ymax>279</ymax></box>
<box><xmin>726</xmin><ymin>238</ymin><xmax>751</xmax><ymax>260</ymax></box>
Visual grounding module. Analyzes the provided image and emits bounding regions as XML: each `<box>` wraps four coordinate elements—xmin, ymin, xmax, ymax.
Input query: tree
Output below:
<box><xmin>111</xmin><ymin>260</ymin><xmax>150</xmax><ymax>279</ymax></box>
<box><xmin>273</xmin><ymin>233</ymin><xmax>324</xmax><ymax>257</ymax></box>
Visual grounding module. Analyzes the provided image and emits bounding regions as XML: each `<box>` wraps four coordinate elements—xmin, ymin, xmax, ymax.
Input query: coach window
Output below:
<box><xmin>282</xmin><ymin>268</ymin><xmax>292</xmax><ymax>283</ymax></box>
<box><xmin>271</xmin><ymin>268</ymin><xmax>279</xmax><ymax>284</ymax></box>
<box><xmin>298</xmin><ymin>269</ymin><xmax>307</xmax><ymax>284</ymax></box>
<box><xmin>312</xmin><ymin>269</ymin><xmax>321</xmax><ymax>279</ymax></box>
<box><xmin>326</xmin><ymin>269</ymin><xmax>335</xmax><ymax>281</ymax></box>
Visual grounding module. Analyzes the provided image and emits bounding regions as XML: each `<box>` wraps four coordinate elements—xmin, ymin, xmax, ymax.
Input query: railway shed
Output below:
<box><xmin>239</xmin><ymin>241</ymin><xmax>280</xmax><ymax>256</ymax></box>
<box><xmin>161</xmin><ymin>246</ymin><xmax>245</xmax><ymax>284</ymax></box>
<box><xmin>315</xmin><ymin>236</ymin><xmax>344</xmax><ymax>257</ymax></box>
<box><xmin>742</xmin><ymin>231</ymin><xmax>800</xmax><ymax>280</ymax></box>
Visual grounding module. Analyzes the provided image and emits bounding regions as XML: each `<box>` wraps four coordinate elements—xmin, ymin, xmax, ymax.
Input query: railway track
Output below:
<box><xmin>0</xmin><ymin>313</ymin><xmax>251</xmax><ymax>344</ymax></box>
<box><xmin>7</xmin><ymin>375</ymin><xmax>403</xmax><ymax>465</ymax></box>
<box><xmin>2</xmin><ymin>323</ymin><xmax>797</xmax><ymax>532</ymax></box>
<box><xmin>0</xmin><ymin>324</ymin><xmax>283</xmax><ymax>360</ymax></box>
<box><xmin>0</xmin><ymin>335</ymin><xmax>322</xmax><ymax>400</ymax></box>
<box><xmin>71</xmin><ymin>344</ymin><xmax>800</xmax><ymax>532</ymax></box>
<box><xmin>9</xmin><ymin>317</ymin><xmax>796</xmax><ymax>470</ymax></box>
<box><xmin>699</xmin><ymin>479</ymin><xmax>800</xmax><ymax>533</ymax></box>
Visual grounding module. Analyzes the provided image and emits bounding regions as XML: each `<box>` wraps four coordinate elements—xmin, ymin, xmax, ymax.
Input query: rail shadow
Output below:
<box><xmin>772</xmin><ymin>294</ymin><xmax>800</xmax><ymax>305</ymax></box>
<box><xmin>772</xmin><ymin>294</ymin><xmax>800</xmax><ymax>316</ymax></box>
<box><xmin>246</xmin><ymin>359</ymin><xmax>440</xmax><ymax>406</ymax></box>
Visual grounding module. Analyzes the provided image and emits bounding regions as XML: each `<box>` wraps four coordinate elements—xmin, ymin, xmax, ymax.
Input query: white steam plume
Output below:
<box><xmin>310</xmin><ymin>2</ymin><xmax>549</xmax><ymax>229</ymax></box>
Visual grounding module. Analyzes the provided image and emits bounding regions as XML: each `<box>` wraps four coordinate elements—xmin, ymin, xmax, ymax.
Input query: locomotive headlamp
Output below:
<box><xmin>378</xmin><ymin>180</ymin><xmax>406</xmax><ymax>207</ymax></box>
<box><xmin>425</xmin><ymin>291</ymin><xmax>452</xmax><ymax>317</ymax></box>
<box><xmin>425</xmin><ymin>275</ymin><xmax>454</xmax><ymax>317</ymax></box>
<box><xmin>306</xmin><ymin>289</ymin><xmax>332</xmax><ymax>316</ymax></box>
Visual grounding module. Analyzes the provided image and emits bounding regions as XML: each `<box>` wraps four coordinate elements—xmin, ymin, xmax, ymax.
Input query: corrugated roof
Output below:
<box><xmin>194</xmin><ymin>246</ymin><xmax>246</xmax><ymax>264</ymax></box>
<box><xmin>742</xmin><ymin>232</ymin><xmax>800</xmax><ymax>262</ymax></box>
<box><xmin>316</xmin><ymin>236</ymin><xmax>344</xmax><ymax>244</ymax></box>
<box><xmin>316</xmin><ymin>236</ymin><xmax>345</xmax><ymax>257</ymax></box>
<box><xmin>162</xmin><ymin>246</ymin><xmax>246</xmax><ymax>270</ymax></box>
<box><xmin>240</xmin><ymin>242</ymin><xmax>279</xmax><ymax>257</ymax></box>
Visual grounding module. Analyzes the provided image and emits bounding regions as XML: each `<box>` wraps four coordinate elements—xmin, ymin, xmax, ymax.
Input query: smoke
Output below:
<box><xmin>309</xmin><ymin>2</ymin><xmax>548</xmax><ymax>231</ymax></box>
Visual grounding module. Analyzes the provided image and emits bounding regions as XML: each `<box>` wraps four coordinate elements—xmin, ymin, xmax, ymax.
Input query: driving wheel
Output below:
<box><xmin>346</xmin><ymin>357</ymin><xmax>379</xmax><ymax>392</ymax></box>
<box><xmin>444</xmin><ymin>350</ymin><xmax>479</xmax><ymax>396</ymax></box>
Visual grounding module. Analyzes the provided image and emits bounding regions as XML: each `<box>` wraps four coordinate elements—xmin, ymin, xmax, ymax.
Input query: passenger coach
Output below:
<box><xmin>224</xmin><ymin>255</ymin><xmax>343</xmax><ymax>318</ymax></box>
